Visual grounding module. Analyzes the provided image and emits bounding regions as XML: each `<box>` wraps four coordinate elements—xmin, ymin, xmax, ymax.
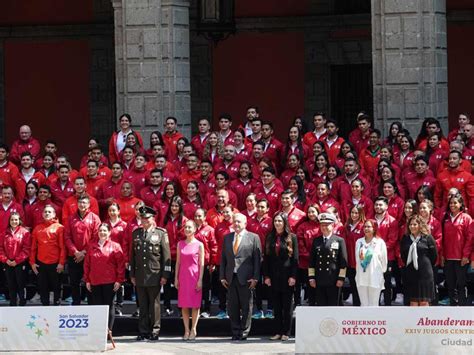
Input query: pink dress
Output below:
<box><xmin>177</xmin><ymin>239</ymin><xmax>202</xmax><ymax>308</ymax></box>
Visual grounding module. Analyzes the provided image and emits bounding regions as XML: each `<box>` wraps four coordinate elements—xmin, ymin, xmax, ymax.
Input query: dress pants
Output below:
<box><xmin>4</xmin><ymin>263</ymin><xmax>26</xmax><ymax>306</ymax></box>
<box><xmin>271</xmin><ymin>286</ymin><xmax>294</xmax><ymax>336</ymax></box>
<box><xmin>255</xmin><ymin>270</ymin><xmax>273</xmax><ymax>312</ymax></box>
<box><xmin>357</xmin><ymin>286</ymin><xmax>382</xmax><ymax>306</ymax></box>
<box><xmin>37</xmin><ymin>261</ymin><xmax>60</xmax><ymax>305</ymax></box>
<box><xmin>162</xmin><ymin>261</ymin><xmax>175</xmax><ymax>309</ymax></box>
<box><xmin>212</xmin><ymin>266</ymin><xmax>227</xmax><ymax>311</ymax></box>
<box><xmin>315</xmin><ymin>285</ymin><xmax>339</xmax><ymax>306</ymax></box>
<box><xmin>228</xmin><ymin>274</ymin><xmax>253</xmax><ymax>338</ymax></box>
<box><xmin>68</xmin><ymin>257</ymin><xmax>90</xmax><ymax>305</ymax></box>
<box><xmin>444</xmin><ymin>260</ymin><xmax>468</xmax><ymax>306</ymax></box>
<box><xmin>383</xmin><ymin>261</ymin><xmax>396</xmax><ymax>306</ymax></box>
<box><xmin>136</xmin><ymin>286</ymin><xmax>161</xmax><ymax>336</ymax></box>
<box><xmin>91</xmin><ymin>283</ymin><xmax>116</xmax><ymax>329</ymax></box>
<box><xmin>201</xmin><ymin>265</ymin><xmax>212</xmax><ymax>312</ymax></box>
<box><xmin>347</xmin><ymin>267</ymin><xmax>361</xmax><ymax>306</ymax></box>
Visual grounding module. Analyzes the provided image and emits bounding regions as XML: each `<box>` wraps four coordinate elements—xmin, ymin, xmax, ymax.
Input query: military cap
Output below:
<box><xmin>318</xmin><ymin>213</ymin><xmax>337</xmax><ymax>224</ymax></box>
<box><xmin>139</xmin><ymin>206</ymin><xmax>156</xmax><ymax>218</ymax></box>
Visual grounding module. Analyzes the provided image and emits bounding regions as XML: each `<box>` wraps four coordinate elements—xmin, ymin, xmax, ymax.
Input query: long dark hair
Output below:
<box><xmin>424</xmin><ymin>132</ymin><xmax>442</xmax><ymax>161</ymax></box>
<box><xmin>415</xmin><ymin>185</ymin><xmax>433</xmax><ymax>204</ymax></box>
<box><xmin>442</xmin><ymin>194</ymin><xmax>465</xmax><ymax>231</ymax></box>
<box><xmin>164</xmin><ymin>195</ymin><xmax>185</xmax><ymax>229</ymax></box>
<box><xmin>386</xmin><ymin>121</ymin><xmax>403</xmax><ymax>147</ymax></box>
<box><xmin>41</xmin><ymin>152</ymin><xmax>56</xmax><ymax>176</ymax></box>
<box><xmin>380</xmin><ymin>179</ymin><xmax>400</xmax><ymax>198</ymax></box>
<box><xmin>161</xmin><ymin>181</ymin><xmax>179</xmax><ymax>202</ymax></box>
<box><xmin>289</xmin><ymin>175</ymin><xmax>306</xmax><ymax>205</ymax></box>
<box><xmin>149</xmin><ymin>130</ymin><xmax>165</xmax><ymax>148</ymax></box>
<box><xmin>186</xmin><ymin>180</ymin><xmax>202</xmax><ymax>205</ymax></box>
<box><xmin>283</xmin><ymin>126</ymin><xmax>304</xmax><ymax>168</ymax></box>
<box><xmin>266</xmin><ymin>212</ymin><xmax>294</xmax><ymax>257</ymax></box>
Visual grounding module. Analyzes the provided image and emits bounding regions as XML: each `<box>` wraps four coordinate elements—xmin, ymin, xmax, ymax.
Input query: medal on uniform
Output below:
<box><xmin>151</xmin><ymin>235</ymin><xmax>159</xmax><ymax>242</ymax></box>
<box><xmin>331</xmin><ymin>242</ymin><xmax>339</xmax><ymax>249</ymax></box>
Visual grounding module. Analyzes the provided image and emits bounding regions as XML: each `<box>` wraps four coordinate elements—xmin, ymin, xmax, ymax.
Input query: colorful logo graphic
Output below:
<box><xmin>26</xmin><ymin>314</ymin><xmax>50</xmax><ymax>339</ymax></box>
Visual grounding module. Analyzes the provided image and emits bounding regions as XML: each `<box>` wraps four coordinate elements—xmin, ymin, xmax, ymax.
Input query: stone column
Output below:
<box><xmin>371</xmin><ymin>0</ymin><xmax>448</xmax><ymax>137</ymax></box>
<box><xmin>112</xmin><ymin>0</ymin><xmax>191</xmax><ymax>142</ymax></box>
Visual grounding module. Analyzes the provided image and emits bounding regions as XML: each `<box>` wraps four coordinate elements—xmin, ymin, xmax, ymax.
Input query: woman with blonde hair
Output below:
<box><xmin>202</xmin><ymin>132</ymin><xmax>224</xmax><ymax>165</ymax></box>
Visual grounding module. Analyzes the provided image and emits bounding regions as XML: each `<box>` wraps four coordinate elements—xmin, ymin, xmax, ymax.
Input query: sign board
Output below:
<box><xmin>0</xmin><ymin>306</ymin><xmax>108</xmax><ymax>351</ymax></box>
<box><xmin>296</xmin><ymin>306</ymin><xmax>474</xmax><ymax>355</ymax></box>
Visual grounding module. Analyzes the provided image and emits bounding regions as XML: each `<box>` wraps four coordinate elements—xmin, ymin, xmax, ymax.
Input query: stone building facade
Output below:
<box><xmin>0</xmin><ymin>0</ymin><xmax>473</xmax><ymax>158</ymax></box>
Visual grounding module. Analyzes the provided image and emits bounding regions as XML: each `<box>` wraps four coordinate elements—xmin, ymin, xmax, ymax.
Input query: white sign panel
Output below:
<box><xmin>0</xmin><ymin>306</ymin><xmax>108</xmax><ymax>351</ymax></box>
<box><xmin>296</xmin><ymin>306</ymin><xmax>474</xmax><ymax>355</ymax></box>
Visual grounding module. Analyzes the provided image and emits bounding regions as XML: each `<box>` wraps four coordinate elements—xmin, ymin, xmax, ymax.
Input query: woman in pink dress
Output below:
<box><xmin>175</xmin><ymin>220</ymin><xmax>204</xmax><ymax>341</ymax></box>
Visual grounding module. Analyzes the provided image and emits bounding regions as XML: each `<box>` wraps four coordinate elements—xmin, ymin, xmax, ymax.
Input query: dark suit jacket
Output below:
<box><xmin>308</xmin><ymin>234</ymin><xmax>347</xmax><ymax>286</ymax></box>
<box><xmin>263</xmin><ymin>233</ymin><xmax>299</xmax><ymax>290</ymax></box>
<box><xmin>219</xmin><ymin>230</ymin><xmax>262</xmax><ymax>286</ymax></box>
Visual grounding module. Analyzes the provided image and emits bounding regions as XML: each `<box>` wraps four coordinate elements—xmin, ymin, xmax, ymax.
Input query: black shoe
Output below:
<box><xmin>136</xmin><ymin>334</ymin><xmax>147</xmax><ymax>341</ymax></box>
<box><xmin>239</xmin><ymin>336</ymin><xmax>248</xmax><ymax>341</ymax></box>
<box><xmin>132</xmin><ymin>310</ymin><xmax>140</xmax><ymax>317</ymax></box>
<box><xmin>231</xmin><ymin>336</ymin><xmax>239</xmax><ymax>341</ymax></box>
<box><xmin>115</xmin><ymin>309</ymin><xmax>123</xmax><ymax>316</ymax></box>
<box><xmin>149</xmin><ymin>333</ymin><xmax>159</xmax><ymax>341</ymax></box>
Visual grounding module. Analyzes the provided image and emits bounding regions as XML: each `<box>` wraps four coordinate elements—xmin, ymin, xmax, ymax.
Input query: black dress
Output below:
<box><xmin>400</xmin><ymin>234</ymin><xmax>437</xmax><ymax>302</ymax></box>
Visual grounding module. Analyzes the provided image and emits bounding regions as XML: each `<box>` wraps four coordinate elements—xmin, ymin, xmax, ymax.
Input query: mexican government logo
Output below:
<box><xmin>319</xmin><ymin>318</ymin><xmax>339</xmax><ymax>337</ymax></box>
<box><xmin>26</xmin><ymin>314</ymin><xmax>50</xmax><ymax>339</ymax></box>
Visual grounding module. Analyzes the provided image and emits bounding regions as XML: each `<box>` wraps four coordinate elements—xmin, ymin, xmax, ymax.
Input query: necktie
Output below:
<box><xmin>233</xmin><ymin>234</ymin><xmax>240</xmax><ymax>255</ymax></box>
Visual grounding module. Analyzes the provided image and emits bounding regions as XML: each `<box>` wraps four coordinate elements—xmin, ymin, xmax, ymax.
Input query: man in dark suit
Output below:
<box><xmin>220</xmin><ymin>213</ymin><xmax>262</xmax><ymax>340</ymax></box>
<box><xmin>308</xmin><ymin>212</ymin><xmax>347</xmax><ymax>306</ymax></box>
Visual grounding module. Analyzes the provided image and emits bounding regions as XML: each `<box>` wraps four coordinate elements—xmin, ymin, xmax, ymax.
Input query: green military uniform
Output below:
<box><xmin>130</xmin><ymin>226</ymin><xmax>171</xmax><ymax>338</ymax></box>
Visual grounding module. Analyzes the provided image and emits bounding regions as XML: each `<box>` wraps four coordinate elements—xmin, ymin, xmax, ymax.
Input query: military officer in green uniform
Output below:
<box><xmin>130</xmin><ymin>206</ymin><xmax>171</xmax><ymax>341</ymax></box>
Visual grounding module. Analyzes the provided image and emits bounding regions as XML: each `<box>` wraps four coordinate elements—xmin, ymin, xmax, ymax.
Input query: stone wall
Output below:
<box><xmin>371</xmin><ymin>0</ymin><xmax>448</xmax><ymax>137</ymax></box>
<box><xmin>112</xmin><ymin>0</ymin><xmax>191</xmax><ymax>143</ymax></box>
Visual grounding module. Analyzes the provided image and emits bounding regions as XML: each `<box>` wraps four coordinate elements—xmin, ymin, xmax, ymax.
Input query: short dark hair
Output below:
<box><xmin>252</xmin><ymin>140</ymin><xmax>265</xmax><ymax>149</ymax></box>
<box><xmin>120</xmin><ymin>113</ymin><xmax>132</xmax><ymax>123</ymax></box>
<box><xmin>215</xmin><ymin>170</ymin><xmax>230</xmax><ymax>181</ymax></box>
<box><xmin>261</xmin><ymin>121</ymin><xmax>274</xmax><ymax>129</ymax></box>
<box><xmin>262</xmin><ymin>166</ymin><xmax>276</xmax><ymax>176</ymax></box>
<box><xmin>219</xmin><ymin>113</ymin><xmax>232</xmax><ymax>122</ymax></box>
<box><xmin>374</xmin><ymin>196</ymin><xmax>388</xmax><ymax>205</ymax></box>
<box><xmin>166</xmin><ymin>116</ymin><xmax>178</xmax><ymax>124</ymax></box>
<box><xmin>20</xmin><ymin>151</ymin><xmax>33</xmax><ymax>159</ymax></box>
<box><xmin>150</xmin><ymin>168</ymin><xmax>163</xmax><ymax>175</ymax></box>
<box><xmin>357</xmin><ymin>114</ymin><xmax>371</xmax><ymax>123</ymax></box>
<box><xmin>313</xmin><ymin>112</ymin><xmax>326</xmax><ymax>119</ymax></box>
<box><xmin>0</xmin><ymin>143</ymin><xmax>10</xmax><ymax>153</ymax></box>
<box><xmin>246</xmin><ymin>105</ymin><xmax>259</xmax><ymax>113</ymax></box>
<box><xmin>87</xmin><ymin>160</ymin><xmax>99</xmax><ymax>167</ymax></box>
<box><xmin>39</xmin><ymin>184</ymin><xmax>51</xmax><ymax>193</ymax></box>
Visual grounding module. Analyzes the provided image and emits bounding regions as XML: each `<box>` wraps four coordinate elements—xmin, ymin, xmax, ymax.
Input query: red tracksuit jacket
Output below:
<box><xmin>442</xmin><ymin>212</ymin><xmax>472</xmax><ymax>260</ymax></box>
<box><xmin>64</xmin><ymin>211</ymin><xmax>101</xmax><ymax>256</ymax></box>
<box><xmin>195</xmin><ymin>224</ymin><xmax>217</xmax><ymax>265</ymax></box>
<box><xmin>295</xmin><ymin>220</ymin><xmax>320</xmax><ymax>269</ymax></box>
<box><xmin>84</xmin><ymin>239</ymin><xmax>125</xmax><ymax>286</ymax></box>
<box><xmin>0</xmin><ymin>226</ymin><xmax>31</xmax><ymax>264</ymax></box>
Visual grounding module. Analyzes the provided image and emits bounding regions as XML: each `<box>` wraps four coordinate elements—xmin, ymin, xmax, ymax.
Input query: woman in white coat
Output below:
<box><xmin>355</xmin><ymin>219</ymin><xmax>388</xmax><ymax>306</ymax></box>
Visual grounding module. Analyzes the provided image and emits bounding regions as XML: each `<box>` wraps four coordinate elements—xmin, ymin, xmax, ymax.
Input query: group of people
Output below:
<box><xmin>0</xmin><ymin>108</ymin><xmax>473</xmax><ymax>342</ymax></box>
